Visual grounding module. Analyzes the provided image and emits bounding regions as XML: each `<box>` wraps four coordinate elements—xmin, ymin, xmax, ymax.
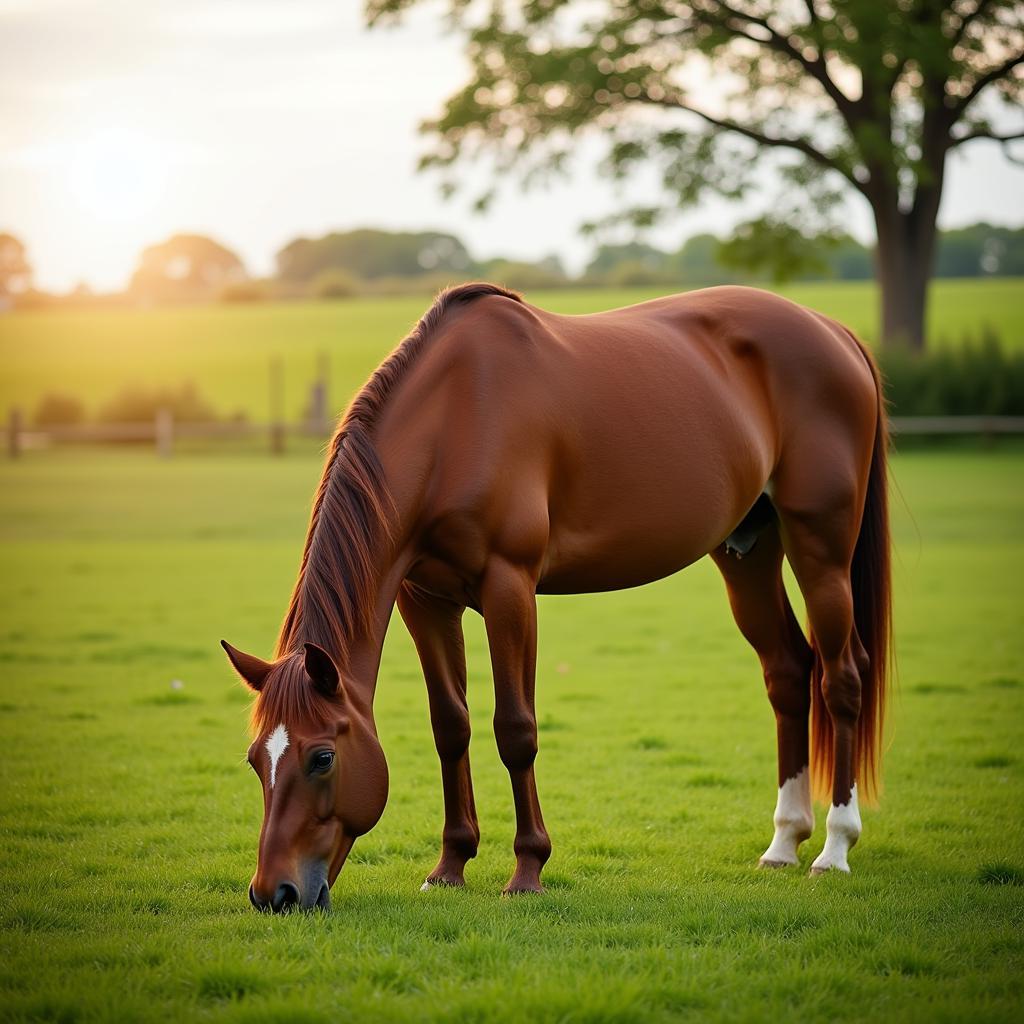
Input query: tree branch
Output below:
<box><xmin>950</xmin><ymin>126</ymin><xmax>1024</xmax><ymax>146</ymax></box>
<box><xmin>955</xmin><ymin>50</ymin><xmax>1024</xmax><ymax>114</ymax></box>
<box><xmin>639</xmin><ymin>93</ymin><xmax>863</xmax><ymax>193</ymax></box>
<box><xmin>697</xmin><ymin>0</ymin><xmax>861</xmax><ymax>129</ymax></box>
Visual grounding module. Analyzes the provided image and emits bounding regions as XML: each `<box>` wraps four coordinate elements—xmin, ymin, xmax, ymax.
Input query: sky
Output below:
<box><xmin>1</xmin><ymin>0</ymin><xmax>1023</xmax><ymax>292</ymax></box>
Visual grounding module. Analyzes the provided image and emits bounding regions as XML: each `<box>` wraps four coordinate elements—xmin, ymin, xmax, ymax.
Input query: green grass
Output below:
<box><xmin>1</xmin><ymin>277</ymin><xmax>1021</xmax><ymax>423</ymax></box>
<box><xmin>1</xmin><ymin>445</ymin><xmax>1022</xmax><ymax>1022</ymax></box>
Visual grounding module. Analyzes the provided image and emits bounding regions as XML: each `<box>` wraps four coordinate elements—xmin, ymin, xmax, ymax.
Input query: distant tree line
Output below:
<box><xmin>3</xmin><ymin>222</ymin><xmax>1023</xmax><ymax>311</ymax></box>
<box><xmin>263</xmin><ymin>229</ymin><xmax>570</xmax><ymax>299</ymax></box>
<box><xmin>251</xmin><ymin>221</ymin><xmax>1024</xmax><ymax>296</ymax></box>
<box><xmin>586</xmin><ymin>224</ymin><xmax>1024</xmax><ymax>286</ymax></box>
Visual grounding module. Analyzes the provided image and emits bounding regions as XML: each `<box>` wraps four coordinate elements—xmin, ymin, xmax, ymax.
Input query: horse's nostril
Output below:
<box><xmin>249</xmin><ymin>883</ymin><xmax>268</xmax><ymax>912</ymax></box>
<box><xmin>315</xmin><ymin>883</ymin><xmax>330</xmax><ymax>911</ymax></box>
<box><xmin>272</xmin><ymin>882</ymin><xmax>300</xmax><ymax>913</ymax></box>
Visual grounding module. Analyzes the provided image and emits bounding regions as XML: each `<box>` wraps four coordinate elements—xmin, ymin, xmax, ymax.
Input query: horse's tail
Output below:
<box><xmin>810</xmin><ymin>341</ymin><xmax>892</xmax><ymax>806</ymax></box>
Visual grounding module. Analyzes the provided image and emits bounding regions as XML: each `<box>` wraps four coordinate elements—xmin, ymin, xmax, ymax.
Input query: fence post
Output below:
<box><xmin>8</xmin><ymin>407</ymin><xmax>23</xmax><ymax>458</ymax></box>
<box><xmin>270</xmin><ymin>356</ymin><xmax>285</xmax><ymax>455</ymax></box>
<box><xmin>156</xmin><ymin>408</ymin><xmax>173</xmax><ymax>459</ymax></box>
<box><xmin>976</xmin><ymin>416</ymin><xmax>994</xmax><ymax>449</ymax></box>
<box><xmin>311</xmin><ymin>349</ymin><xmax>330</xmax><ymax>434</ymax></box>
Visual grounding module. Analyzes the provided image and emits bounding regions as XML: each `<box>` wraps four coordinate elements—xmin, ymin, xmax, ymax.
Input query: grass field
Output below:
<box><xmin>1</xmin><ymin>444</ymin><xmax>1022</xmax><ymax>1022</ymax></box>
<box><xmin>1</xmin><ymin>277</ymin><xmax>1022</xmax><ymax>424</ymax></box>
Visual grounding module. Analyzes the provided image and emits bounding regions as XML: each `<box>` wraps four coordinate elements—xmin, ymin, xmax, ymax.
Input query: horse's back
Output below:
<box><xmin>543</xmin><ymin>285</ymin><xmax>873</xmax><ymax>404</ymax></box>
<box><xmin>523</xmin><ymin>288</ymin><xmax>871</xmax><ymax>588</ymax></box>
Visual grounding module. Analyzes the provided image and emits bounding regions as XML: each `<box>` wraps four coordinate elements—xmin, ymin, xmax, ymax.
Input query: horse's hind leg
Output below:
<box><xmin>711</xmin><ymin>522</ymin><xmax>815</xmax><ymax>867</ymax></box>
<box><xmin>773</xmin><ymin>460</ymin><xmax>868</xmax><ymax>875</ymax></box>
<box><xmin>397</xmin><ymin>584</ymin><xmax>480</xmax><ymax>889</ymax></box>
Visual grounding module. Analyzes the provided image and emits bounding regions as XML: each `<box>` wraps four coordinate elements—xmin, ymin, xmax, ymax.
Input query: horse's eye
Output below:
<box><xmin>310</xmin><ymin>750</ymin><xmax>334</xmax><ymax>774</ymax></box>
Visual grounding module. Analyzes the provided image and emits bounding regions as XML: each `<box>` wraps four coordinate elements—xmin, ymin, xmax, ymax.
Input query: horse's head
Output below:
<box><xmin>221</xmin><ymin>640</ymin><xmax>388</xmax><ymax>912</ymax></box>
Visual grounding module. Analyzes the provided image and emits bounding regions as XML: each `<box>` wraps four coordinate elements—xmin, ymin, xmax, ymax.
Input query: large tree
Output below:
<box><xmin>368</xmin><ymin>0</ymin><xmax>1023</xmax><ymax>349</ymax></box>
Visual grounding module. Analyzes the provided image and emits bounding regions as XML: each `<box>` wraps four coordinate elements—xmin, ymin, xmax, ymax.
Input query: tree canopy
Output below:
<box><xmin>130</xmin><ymin>234</ymin><xmax>246</xmax><ymax>302</ymax></box>
<box><xmin>367</xmin><ymin>0</ymin><xmax>1024</xmax><ymax>347</ymax></box>
<box><xmin>276</xmin><ymin>229</ymin><xmax>474</xmax><ymax>282</ymax></box>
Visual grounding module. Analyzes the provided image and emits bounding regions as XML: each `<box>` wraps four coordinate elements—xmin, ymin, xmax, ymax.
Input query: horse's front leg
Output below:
<box><xmin>480</xmin><ymin>558</ymin><xmax>551</xmax><ymax>894</ymax></box>
<box><xmin>397</xmin><ymin>584</ymin><xmax>480</xmax><ymax>889</ymax></box>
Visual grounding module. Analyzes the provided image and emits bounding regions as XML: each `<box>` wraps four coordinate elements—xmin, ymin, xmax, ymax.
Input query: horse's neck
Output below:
<box><xmin>317</xmin><ymin>556</ymin><xmax>411</xmax><ymax>721</ymax></box>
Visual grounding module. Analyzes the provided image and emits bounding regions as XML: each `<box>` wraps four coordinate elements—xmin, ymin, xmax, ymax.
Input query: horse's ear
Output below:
<box><xmin>220</xmin><ymin>640</ymin><xmax>273</xmax><ymax>692</ymax></box>
<box><xmin>303</xmin><ymin>642</ymin><xmax>341</xmax><ymax>699</ymax></box>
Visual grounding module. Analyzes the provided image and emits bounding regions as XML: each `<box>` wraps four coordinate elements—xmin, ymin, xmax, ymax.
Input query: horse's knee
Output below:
<box><xmin>493</xmin><ymin>711</ymin><xmax>538</xmax><ymax>771</ymax></box>
<box><xmin>432</xmin><ymin>706</ymin><xmax>471</xmax><ymax>763</ymax></box>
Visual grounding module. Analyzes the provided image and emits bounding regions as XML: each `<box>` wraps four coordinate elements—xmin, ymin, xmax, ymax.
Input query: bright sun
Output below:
<box><xmin>69</xmin><ymin>130</ymin><xmax>168</xmax><ymax>222</ymax></box>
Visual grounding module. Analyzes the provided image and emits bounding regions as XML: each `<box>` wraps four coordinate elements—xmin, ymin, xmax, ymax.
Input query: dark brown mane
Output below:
<box><xmin>273</xmin><ymin>282</ymin><xmax>522</xmax><ymax>670</ymax></box>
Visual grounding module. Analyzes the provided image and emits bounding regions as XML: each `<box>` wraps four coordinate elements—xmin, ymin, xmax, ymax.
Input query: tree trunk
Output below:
<box><xmin>869</xmin><ymin>123</ymin><xmax>947</xmax><ymax>351</ymax></box>
<box><xmin>873</xmin><ymin>206</ymin><xmax>936</xmax><ymax>352</ymax></box>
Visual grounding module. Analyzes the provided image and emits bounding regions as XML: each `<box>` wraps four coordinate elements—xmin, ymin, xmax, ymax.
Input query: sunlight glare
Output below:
<box><xmin>69</xmin><ymin>130</ymin><xmax>168</xmax><ymax>223</ymax></box>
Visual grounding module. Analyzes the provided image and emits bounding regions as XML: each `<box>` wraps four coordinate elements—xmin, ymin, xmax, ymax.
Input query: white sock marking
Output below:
<box><xmin>811</xmin><ymin>783</ymin><xmax>861</xmax><ymax>874</ymax></box>
<box><xmin>266</xmin><ymin>723</ymin><xmax>289</xmax><ymax>789</ymax></box>
<box><xmin>760</xmin><ymin>767</ymin><xmax>814</xmax><ymax>866</ymax></box>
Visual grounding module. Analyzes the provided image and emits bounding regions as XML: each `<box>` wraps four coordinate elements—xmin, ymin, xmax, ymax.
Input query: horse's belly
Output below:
<box><xmin>538</xmin><ymin>469</ymin><xmax>752</xmax><ymax>594</ymax></box>
<box><xmin>538</xmin><ymin>406</ymin><xmax>769</xmax><ymax>594</ymax></box>
<box><xmin>536</xmin><ymin>532</ymin><xmax>705</xmax><ymax>594</ymax></box>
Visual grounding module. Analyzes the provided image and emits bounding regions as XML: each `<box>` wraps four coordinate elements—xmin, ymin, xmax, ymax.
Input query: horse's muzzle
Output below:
<box><xmin>249</xmin><ymin>862</ymin><xmax>330</xmax><ymax>913</ymax></box>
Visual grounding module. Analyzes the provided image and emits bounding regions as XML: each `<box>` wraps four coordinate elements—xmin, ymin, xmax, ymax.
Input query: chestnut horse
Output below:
<box><xmin>222</xmin><ymin>283</ymin><xmax>890</xmax><ymax>912</ymax></box>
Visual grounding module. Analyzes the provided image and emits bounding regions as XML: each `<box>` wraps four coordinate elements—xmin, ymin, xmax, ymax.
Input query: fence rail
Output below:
<box><xmin>888</xmin><ymin>415</ymin><xmax>1024</xmax><ymax>435</ymax></box>
<box><xmin>6</xmin><ymin>410</ymin><xmax>303</xmax><ymax>458</ymax></box>
<box><xmin>7</xmin><ymin>410</ymin><xmax>1024</xmax><ymax>458</ymax></box>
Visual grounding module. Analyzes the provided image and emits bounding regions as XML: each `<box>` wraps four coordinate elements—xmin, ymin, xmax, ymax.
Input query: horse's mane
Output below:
<box><xmin>272</xmin><ymin>282</ymin><xmax>522</xmax><ymax>670</ymax></box>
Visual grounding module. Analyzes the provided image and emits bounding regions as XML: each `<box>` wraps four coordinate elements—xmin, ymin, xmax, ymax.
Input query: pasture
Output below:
<box><xmin>1</xmin><ymin>277</ymin><xmax>1022</xmax><ymax>424</ymax></box>
<box><xmin>1</xmin><ymin>443</ymin><xmax>1022</xmax><ymax>1023</ymax></box>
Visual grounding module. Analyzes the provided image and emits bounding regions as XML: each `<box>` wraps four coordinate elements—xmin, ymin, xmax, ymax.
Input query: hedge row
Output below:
<box><xmin>878</xmin><ymin>329</ymin><xmax>1024</xmax><ymax>417</ymax></box>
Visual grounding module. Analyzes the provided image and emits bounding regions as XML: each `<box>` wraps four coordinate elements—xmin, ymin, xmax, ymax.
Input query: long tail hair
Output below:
<box><xmin>810</xmin><ymin>345</ymin><xmax>892</xmax><ymax>805</ymax></box>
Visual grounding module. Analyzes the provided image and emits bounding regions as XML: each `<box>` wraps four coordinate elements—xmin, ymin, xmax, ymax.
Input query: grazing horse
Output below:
<box><xmin>222</xmin><ymin>283</ymin><xmax>891</xmax><ymax>912</ymax></box>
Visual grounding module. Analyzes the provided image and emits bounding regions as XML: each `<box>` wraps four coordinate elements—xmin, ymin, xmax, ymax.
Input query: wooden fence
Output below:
<box><xmin>6</xmin><ymin>409</ymin><xmax>290</xmax><ymax>458</ymax></box>
<box><xmin>7</xmin><ymin>409</ymin><xmax>1024</xmax><ymax>459</ymax></box>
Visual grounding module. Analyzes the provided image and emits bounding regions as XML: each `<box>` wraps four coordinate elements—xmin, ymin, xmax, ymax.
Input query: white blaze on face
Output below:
<box><xmin>760</xmin><ymin>766</ymin><xmax>814</xmax><ymax>867</ymax></box>
<box><xmin>266</xmin><ymin>723</ymin><xmax>289</xmax><ymax>789</ymax></box>
<box><xmin>811</xmin><ymin>783</ymin><xmax>862</xmax><ymax>874</ymax></box>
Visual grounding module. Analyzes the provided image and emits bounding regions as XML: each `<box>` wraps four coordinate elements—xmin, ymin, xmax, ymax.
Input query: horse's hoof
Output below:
<box><xmin>501</xmin><ymin>881</ymin><xmax>544</xmax><ymax>896</ymax></box>
<box><xmin>758</xmin><ymin>857</ymin><xmax>797</xmax><ymax>869</ymax></box>
<box><xmin>421</xmin><ymin>874</ymin><xmax>465</xmax><ymax>891</ymax></box>
<box><xmin>809</xmin><ymin>862</ymin><xmax>851</xmax><ymax>877</ymax></box>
